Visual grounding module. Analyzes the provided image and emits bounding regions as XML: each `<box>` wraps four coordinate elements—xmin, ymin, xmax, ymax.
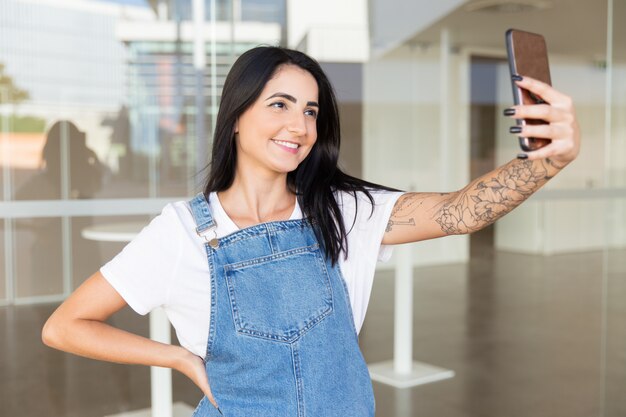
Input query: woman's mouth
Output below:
<box><xmin>272</xmin><ymin>139</ymin><xmax>300</xmax><ymax>154</ymax></box>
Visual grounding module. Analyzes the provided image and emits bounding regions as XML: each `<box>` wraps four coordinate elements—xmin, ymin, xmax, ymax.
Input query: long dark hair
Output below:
<box><xmin>204</xmin><ymin>46</ymin><xmax>401</xmax><ymax>265</ymax></box>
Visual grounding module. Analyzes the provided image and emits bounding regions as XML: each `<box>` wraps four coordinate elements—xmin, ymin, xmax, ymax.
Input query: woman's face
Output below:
<box><xmin>235</xmin><ymin>64</ymin><xmax>319</xmax><ymax>177</ymax></box>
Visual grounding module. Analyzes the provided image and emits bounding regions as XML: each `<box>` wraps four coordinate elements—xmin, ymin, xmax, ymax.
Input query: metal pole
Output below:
<box><xmin>60</xmin><ymin>121</ymin><xmax>72</xmax><ymax>296</ymax></box>
<box><xmin>230</xmin><ymin>0</ymin><xmax>237</xmax><ymax>62</ymax></box>
<box><xmin>1</xmin><ymin>87</ymin><xmax>15</xmax><ymax>303</ymax></box>
<box><xmin>599</xmin><ymin>1</ymin><xmax>614</xmax><ymax>415</ymax></box>
<box><xmin>210</xmin><ymin>0</ymin><xmax>218</xmax><ymax>139</ymax></box>
<box><xmin>193</xmin><ymin>0</ymin><xmax>207</xmax><ymax>186</ymax></box>
<box><xmin>439</xmin><ymin>28</ymin><xmax>450</xmax><ymax>190</ymax></box>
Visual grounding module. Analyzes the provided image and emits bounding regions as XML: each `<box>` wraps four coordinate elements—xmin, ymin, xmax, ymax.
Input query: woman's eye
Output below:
<box><xmin>305</xmin><ymin>109</ymin><xmax>318</xmax><ymax>118</ymax></box>
<box><xmin>270</xmin><ymin>101</ymin><xmax>286</xmax><ymax>109</ymax></box>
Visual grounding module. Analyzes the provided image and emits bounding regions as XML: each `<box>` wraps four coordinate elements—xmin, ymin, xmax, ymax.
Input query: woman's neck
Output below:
<box><xmin>217</xmin><ymin>171</ymin><xmax>296</xmax><ymax>226</ymax></box>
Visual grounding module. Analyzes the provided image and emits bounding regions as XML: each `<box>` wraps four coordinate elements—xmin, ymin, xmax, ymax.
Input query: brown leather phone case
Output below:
<box><xmin>506</xmin><ymin>29</ymin><xmax>552</xmax><ymax>151</ymax></box>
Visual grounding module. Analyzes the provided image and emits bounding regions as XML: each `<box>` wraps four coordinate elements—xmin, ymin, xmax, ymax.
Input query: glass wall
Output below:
<box><xmin>361</xmin><ymin>0</ymin><xmax>624</xmax><ymax>416</ymax></box>
<box><xmin>170</xmin><ymin>0</ymin><xmax>285</xmax><ymax>23</ymax></box>
<box><xmin>0</xmin><ymin>0</ymin><xmax>281</xmax><ymax>414</ymax></box>
<box><xmin>0</xmin><ymin>0</ymin><xmax>280</xmax><ymax>306</ymax></box>
<box><xmin>604</xmin><ymin>0</ymin><xmax>626</xmax><ymax>415</ymax></box>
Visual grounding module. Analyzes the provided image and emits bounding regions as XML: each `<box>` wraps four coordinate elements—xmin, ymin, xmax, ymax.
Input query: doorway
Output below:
<box><xmin>468</xmin><ymin>55</ymin><xmax>506</xmax><ymax>258</ymax></box>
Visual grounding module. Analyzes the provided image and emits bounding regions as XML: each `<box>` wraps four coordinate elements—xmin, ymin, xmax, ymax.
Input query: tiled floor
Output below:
<box><xmin>1</xmin><ymin>233</ymin><xmax>624</xmax><ymax>417</ymax></box>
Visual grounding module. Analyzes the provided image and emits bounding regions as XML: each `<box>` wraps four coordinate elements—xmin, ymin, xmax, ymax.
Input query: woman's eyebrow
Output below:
<box><xmin>265</xmin><ymin>92</ymin><xmax>319</xmax><ymax>108</ymax></box>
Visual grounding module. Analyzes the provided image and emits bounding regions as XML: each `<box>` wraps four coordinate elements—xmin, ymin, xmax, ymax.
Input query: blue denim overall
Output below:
<box><xmin>189</xmin><ymin>193</ymin><xmax>375</xmax><ymax>417</ymax></box>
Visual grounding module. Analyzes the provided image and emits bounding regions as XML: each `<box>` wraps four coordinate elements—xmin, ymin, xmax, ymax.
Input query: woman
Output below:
<box><xmin>42</xmin><ymin>46</ymin><xmax>580</xmax><ymax>416</ymax></box>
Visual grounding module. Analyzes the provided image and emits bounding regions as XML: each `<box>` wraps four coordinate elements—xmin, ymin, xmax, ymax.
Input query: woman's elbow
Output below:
<box><xmin>41</xmin><ymin>315</ymin><xmax>66</xmax><ymax>349</ymax></box>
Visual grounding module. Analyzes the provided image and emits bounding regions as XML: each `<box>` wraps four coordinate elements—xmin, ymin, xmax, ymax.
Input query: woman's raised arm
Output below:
<box><xmin>382</xmin><ymin>75</ymin><xmax>580</xmax><ymax>245</ymax></box>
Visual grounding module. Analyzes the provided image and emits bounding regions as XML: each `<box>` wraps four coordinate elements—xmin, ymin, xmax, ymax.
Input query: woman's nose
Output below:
<box><xmin>286</xmin><ymin>114</ymin><xmax>307</xmax><ymax>135</ymax></box>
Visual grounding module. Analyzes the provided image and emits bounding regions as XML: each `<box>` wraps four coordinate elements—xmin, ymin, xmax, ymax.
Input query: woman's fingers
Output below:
<box><xmin>175</xmin><ymin>349</ymin><xmax>220</xmax><ymax>409</ymax></box>
<box><xmin>507</xmin><ymin>104</ymin><xmax>571</xmax><ymax>123</ymax></box>
<box><xmin>200</xmin><ymin>378</ymin><xmax>219</xmax><ymax>409</ymax></box>
<box><xmin>190</xmin><ymin>357</ymin><xmax>219</xmax><ymax>409</ymax></box>
<box><xmin>513</xmin><ymin>123</ymin><xmax>574</xmax><ymax>140</ymax></box>
<box><xmin>514</xmin><ymin>75</ymin><xmax>573</xmax><ymax>108</ymax></box>
<box><xmin>507</xmin><ymin>75</ymin><xmax>580</xmax><ymax>165</ymax></box>
<box><xmin>520</xmin><ymin>142</ymin><xmax>560</xmax><ymax>161</ymax></box>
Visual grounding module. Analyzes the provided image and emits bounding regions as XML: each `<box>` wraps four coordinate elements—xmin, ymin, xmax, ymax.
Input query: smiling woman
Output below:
<box><xmin>232</xmin><ymin>65</ymin><xmax>319</xmax><ymax>176</ymax></box>
<box><xmin>41</xmin><ymin>45</ymin><xmax>580</xmax><ymax>417</ymax></box>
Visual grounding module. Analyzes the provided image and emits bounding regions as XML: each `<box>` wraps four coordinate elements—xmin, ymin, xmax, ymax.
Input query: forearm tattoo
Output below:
<box><xmin>435</xmin><ymin>158</ymin><xmax>554</xmax><ymax>234</ymax></box>
<box><xmin>386</xmin><ymin>158</ymin><xmax>562</xmax><ymax>236</ymax></box>
<box><xmin>385</xmin><ymin>217</ymin><xmax>415</xmax><ymax>232</ymax></box>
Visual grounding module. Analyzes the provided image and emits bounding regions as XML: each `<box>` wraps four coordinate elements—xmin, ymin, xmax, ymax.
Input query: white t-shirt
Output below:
<box><xmin>101</xmin><ymin>189</ymin><xmax>404</xmax><ymax>357</ymax></box>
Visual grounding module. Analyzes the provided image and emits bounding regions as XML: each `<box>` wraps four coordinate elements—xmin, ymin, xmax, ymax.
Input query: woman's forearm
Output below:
<box><xmin>436</xmin><ymin>157</ymin><xmax>567</xmax><ymax>235</ymax></box>
<box><xmin>42</xmin><ymin>270</ymin><xmax>215</xmax><ymax>405</ymax></box>
<box><xmin>42</xmin><ymin>315</ymin><xmax>187</xmax><ymax>370</ymax></box>
<box><xmin>434</xmin><ymin>76</ymin><xmax>581</xmax><ymax>237</ymax></box>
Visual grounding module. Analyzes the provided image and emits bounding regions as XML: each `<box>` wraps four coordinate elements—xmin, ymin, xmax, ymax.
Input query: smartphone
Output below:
<box><xmin>506</xmin><ymin>29</ymin><xmax>552</xmax><ymax>152</ymax></box>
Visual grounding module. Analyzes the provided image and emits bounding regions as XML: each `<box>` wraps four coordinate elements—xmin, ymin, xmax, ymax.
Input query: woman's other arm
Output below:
<box><xmin>42</xmin><ymin>271</ymin><xmax>219</xmax><ymax>408</ymax></box>
<box><xmin>382</xmin><ymin>75</ymin><xmax>580</xmax><ymax>245</ymax></box>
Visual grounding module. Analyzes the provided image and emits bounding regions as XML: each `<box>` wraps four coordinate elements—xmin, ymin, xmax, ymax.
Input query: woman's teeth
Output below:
<box><xmin>272</xmin><ymin>140</ymin><xmax>299</xmax><ymax>149</ymax></box>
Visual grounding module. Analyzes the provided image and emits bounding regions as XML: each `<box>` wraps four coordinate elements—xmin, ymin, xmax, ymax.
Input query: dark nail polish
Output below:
<box><xmin>517</xmin><ymin>153</ymin><xmax>528</xmax><ymax>160</ymax></box>
<box><xmin>512</xmin><ymin>74</ymin><xmax>523</xmax><ymax>81</ymax></box>
<box><xmin>503</xmin><ymin>108</ymin><xmax>516</xmax><ymax>116</ymax></box>
<box><xmin>509</xmin><ymin>126</ymin><xmax>522</xmax><ymax>134</ymax></box>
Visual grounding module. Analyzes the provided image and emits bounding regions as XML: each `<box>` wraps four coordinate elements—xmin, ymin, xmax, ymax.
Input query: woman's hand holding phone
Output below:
<box><xmin>505</xmin><ymin>75</ymin><xmax>580</xmax><ymax>167</ymax></box>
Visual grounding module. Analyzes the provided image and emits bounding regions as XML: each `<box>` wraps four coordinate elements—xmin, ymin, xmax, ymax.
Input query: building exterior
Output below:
<box><xmin>116</xmin><ymin>2</ymin><xmax>281</xmax><ymax>194</ymax></box>
<box><xmin>0</xmin><ymin>0</ymin><xmax>284</xmax><ymax>306</ymax></box>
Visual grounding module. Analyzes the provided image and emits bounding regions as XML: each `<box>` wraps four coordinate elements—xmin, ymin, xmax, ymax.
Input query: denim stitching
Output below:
<box><xmin>217</xmin><ymin>219</ymin><xmax>313</xmax><ymax>247</ymax></box>
<box><xmin>224</xmin><ymin>247</ymin><xmax>333</xmax><ymax>343</ymax></box>
<box><xmin>291</xmin><ymin>342</ymin><xmax>305</xmax><ymax>417</ymax></box>
<box><xmin>223</xmin><ymin>244</ymin><xmax>318</xmax><ymax>271</ymax></box>
<box><xmin>204</xmin><ymin>242</ymin><xmax>218</xmax><ymax>361</ymax></box>
<box><xmin>191</xmin><ymin>193</ymin><xmax>216</xmax><ymax>233</ymax></box>
<box><xmin>234</xmin><ymin>307</ymin><xmax>333</xmax><ymax>343</ymax></box>
<box><xmin>334</xmin><ymin>265</ymin><xmax>360</xmax><ymax>342</ymax></box>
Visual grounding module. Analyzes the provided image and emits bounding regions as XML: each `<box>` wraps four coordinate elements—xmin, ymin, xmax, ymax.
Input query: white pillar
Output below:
<box><xmin>393</xmin><ymin>244</ymin><xmax>413</xmax><ymax>374</ymax></box>
<box><xmin>150</xmin><ymin>308</ymin><xmax>172</xmax><ymax>417</ymax></box>
<box><xmin>368</xmin><ymin>244</ymin><xmax>455</xmax><ymax>388</ymax></box>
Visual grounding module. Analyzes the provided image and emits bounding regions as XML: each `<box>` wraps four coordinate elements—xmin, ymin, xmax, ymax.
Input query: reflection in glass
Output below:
<box><xmin>15</xmin><ymin>121</ymin><xmax>104</xmax><ymax>201</ymax></box>
<box><xmin>0</xmin><ymin>220</ymin><xmax>5</xmax><ymax>301</ymax></box>
<box><xmin>71</xmin><ymin>215</ymin><xmax>151</xmax><ymax>290</ymax></box>
<box><xmin>14</xmin><ymin>217</ymin><xmax>63</xmax><ymax>299</ymax></box>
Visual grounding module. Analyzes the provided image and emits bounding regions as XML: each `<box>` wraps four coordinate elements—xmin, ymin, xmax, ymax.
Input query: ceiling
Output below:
<box><xmin>145</xmin><ymin>0</ymin><xmax>624</xmax><ymax>61</ymax></box>
<box><xmin>402</xmin><ymin>0</ymin><xmax>624</xmax><ymax>61</ymax></box>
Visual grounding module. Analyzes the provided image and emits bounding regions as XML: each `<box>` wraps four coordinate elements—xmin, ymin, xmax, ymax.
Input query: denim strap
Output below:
<box><xmin>189</xmin><ymin>192</ymin><xmax>216</xmax><ymax>235</ymax></box>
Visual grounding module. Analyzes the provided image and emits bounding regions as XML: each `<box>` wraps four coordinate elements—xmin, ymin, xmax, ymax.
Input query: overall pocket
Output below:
<box><xmin>223</xmin><ymin>244</ymin><xmax>333</xmax><ymax>343</ymax></box>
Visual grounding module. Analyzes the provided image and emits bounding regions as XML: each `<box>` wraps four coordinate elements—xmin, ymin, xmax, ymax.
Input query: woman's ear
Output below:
<box><xmin>234</xmin><ymin>120</ymin><xmax>239</xmax><ymax>134</ymax></box>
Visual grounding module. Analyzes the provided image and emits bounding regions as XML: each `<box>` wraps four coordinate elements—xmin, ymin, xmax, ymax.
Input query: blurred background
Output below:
<box><xmin>0</xmin><ymin>0</ymin><xmax>624</xmax><ymax>416</ymax></box>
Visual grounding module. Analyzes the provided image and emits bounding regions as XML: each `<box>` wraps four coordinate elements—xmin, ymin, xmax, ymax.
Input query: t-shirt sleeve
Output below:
<box><xmin>340</xmin><ymin>189</ymin><xmax>405</xmax><ymax>264</ymax></box>
<box><xmin>100</xmin><ymin>204</ymin><xmax>182</xmax><ymax>315</ymax></box>
<box><xmin>374</xmin><ymin>191</ymin><xmax>405</xmax><ymax>262</ymax></box>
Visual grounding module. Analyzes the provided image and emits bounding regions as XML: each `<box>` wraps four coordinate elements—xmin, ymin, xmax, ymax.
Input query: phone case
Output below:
<box><xmin>506</xmin><ymin>29</ymin><xmax>552</xmax><ymax>152</ymax></box>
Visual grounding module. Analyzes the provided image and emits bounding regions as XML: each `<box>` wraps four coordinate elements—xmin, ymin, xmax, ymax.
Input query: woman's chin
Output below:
<box><xmin>268</xmin><ymin>159</ymin><xmax>303</xmax><ymax>175</ymax></box>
